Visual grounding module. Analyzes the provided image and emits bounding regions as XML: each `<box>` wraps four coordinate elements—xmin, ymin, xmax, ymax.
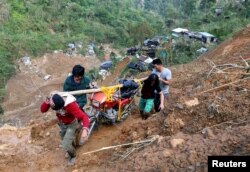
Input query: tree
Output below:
<box><xmin>199</xmin><ymin>0</ymin><xmax>216</xmax><ymax>11</ymax></box>
<box><xmin>180</xmin><ymin>0</ymin><xmax>197</xmax><ymax>17</ymax></box>
<box><xmin>0</xmin><ymin>0</ymin><xmax>10</xmax><ymax>24</ymax></box>
<box><xmin>129</xmin><ymin>21</ymin><xmax>153</xmax><ymax>46</ymax></box>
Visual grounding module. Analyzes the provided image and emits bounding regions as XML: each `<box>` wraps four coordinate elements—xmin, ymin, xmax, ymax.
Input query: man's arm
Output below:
<box><xmin>159</xmin><ymin>78</ymin><xmax>171</xmax><ymax>85</ymax></box>
<box><xmin>40</xmin><ymin>101</ymin><xmax>50</xmax><ymax>113</ymax></box>
<box><xmin>159</xmin><ymin>69</ymin><xmax>172</xmax><ymax>85</ymax></box>
<box><xmin>65</xmin><ymin>102</ymin><xmax>90</xmax><ymax>141</ymax></box>
<box><xmin>159</xmin><ymin>92</ymin><xmax>164</xmax><ymax>109</ymax></box>
<box><xmin>65</xmin><ymin>102</ymin><xmax>90</xmax><ymax>128</ymax></box>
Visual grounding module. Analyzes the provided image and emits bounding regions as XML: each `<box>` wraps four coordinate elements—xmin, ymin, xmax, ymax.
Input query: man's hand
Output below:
<box><xmin>80</xmin><ymin>128</ymin><xmax>89</xmax><ymax>144</ymax></box>
<box><xmin>81</xmin><ymin>128</ymin><xmax>88</xmax><ymax>137</ymax></box>
<box><xmin>159</xmin><ymin>103</ymin><xmax>164</xmax><ymax>110</ymax></box>
<box><xmin>45</xmin><ymin>96</ymin><xmax>50</xmax><ymax>104</ymax></box>
<box><xmin>89</xmin><ymin>81</ymin><xmax>97</xmax><ymax>88</ymax></box>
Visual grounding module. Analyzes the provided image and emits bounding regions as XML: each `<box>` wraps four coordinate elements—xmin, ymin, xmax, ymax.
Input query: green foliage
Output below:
<box><xmin>0</xmin><ymin>105</ymin><xmax>4</xmax><ymax>115</ymax></box>
<box><xmin>129</xmin><ymin>21</ymin><xmax>154</xmax><ymax>46</ymax></box>
<box><xmin>94</xmin><ymin>46</ymin><xmax>105</xmax><ymax>60</ymax></box>
<box><xmin>0</xmin><ymin>0</ymin><xmax>166</xmax><ymax>99</ymax></box>
<box><xmin>141</xmin><ymin>0</ymin><xmax>249</xmax><ymax>64</ymax></box>
<box><xmin>180</xmin><ymin>0</ymin><xmax>197</xmax><ymax>17</ymax></box>
<box><xmin>110</xmin><ymin>56</ymin><xmax>119</xmax><ymax>71</ymax></box>
<box><xmin>86</xmin><ymin>67</ymin><xmax>100</xmax><ymax>80</ymax></box>
<box><xmin>0</xmin><ymin>50</ymin><xmax>16</xmax><ymax>81</ymax></box>
<box><xmin>0</xmin><ymin>0</ymin><xmax>249</xmax><ymax>101</ymax></box>
<box><xmin>170</xmin><ymin>39</ymin><xmax>204</xmax><ymax>64</ymax></box>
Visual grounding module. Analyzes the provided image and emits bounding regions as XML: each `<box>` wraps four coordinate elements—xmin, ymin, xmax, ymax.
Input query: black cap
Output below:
<box><xmin>51</xmin><ymin>94</ymin><xmax>65</xmax><ymax>110</ymax></box>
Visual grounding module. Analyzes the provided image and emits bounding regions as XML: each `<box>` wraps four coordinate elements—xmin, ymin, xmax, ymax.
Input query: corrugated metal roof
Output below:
<box><xmin>172</xmin><ymin>28</ymin><xmax>189</xmax><ymax>33</ymax></box>
<box><xmin>198</xmin><ymin>32</ymin><xmax>215</xmax><ymax>37</ymax></box>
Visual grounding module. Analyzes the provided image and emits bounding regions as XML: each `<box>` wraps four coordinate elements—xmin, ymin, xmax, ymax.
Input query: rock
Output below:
<box><xmin>175</xmin><ymin>103</ymin><xmax>184</xmax><ymax>109</ymax></box>
<box><xmin>170</xmin><ymin>138</ymin><xmax>185</xmax><ymax>148</ymax></box>
<box><xmin>1</xmin><ymin>124</ymin><xmax>17</xmax><ymax>131</ymax></box>
<box><xmin>202</xmin><ymin>128</ymin><xmax>215</xmax><ymax>139</ymax></box>
<box><xmin>28</xmin><ymin>140</ymin><xmax>32</xmax><ymax>144</ymax></box>
<box><xmin>39</xmin><ymin>132</ymin><xmax>43</xmax><ymax>137</ymax></box>
<box><xmin>185</xmin><ymin>98</ymin><xmax>199</xmax><ymax>107</ymax></box>
<box><xmin>45</xmin><ymin>132</ymin><xmax>50</xmax><ymax>137</ymax></box>
<box><xmin>153</xmin><ymin>135</ymin><xmax>164</xmax><ymax>144</ymax></box>
<box><xmin>0</xmin><ymin>144</ymin><xmax>9</xmax><ymax>150</ymax></box>
<box><xmin>72</xmin><ymin>170</ymin><xmax>79</xmax><ymax>172</ymax></box>
<box><xmin>188</xmin><ymin>151</ymin><xmax>198</xmax><ymax>164</ymax></box>
<box><xmin>143</xmin><ymin>152</ymin><xmax>149</xmax><ymax>158</ymax></box>
<box><xmin>206</xmin><ymin>128</ymin><xmax>215</xmax><ymax>139</ymax></box>
<box><xmin>208</xmin><ymin>103</ymin><xmax>219</xmax><ymax>117</ymax></box>
<box><xmin>162</xmin><ymin>149</ymin><xmax>173</xmax><ymax>157</ymax></box>
<box><xmin>29</xmin><ymin>120</ymin><xmax>35</xmax><ymax>125</ymax></box>
<box><xmin>146</xmin><ymin>127</ymin><xmax>152</xmax><ymax>136</ymax></box>
<box><xmin>131</xmin><ymin>131</ymin><xmax>138</xmax><ymax>140</ymax></box>
<box><xmin>10</xmin><ymin>153</ymin><xmax>16</xmax><ymax>156</ymax></box>
<box><xmin>164</xmin><ymin>118</ymin><xmax>169</xmax><ymax>128</ymax></box>
<box><xmin>44</xmin><ymin>75</ymin><xmax>51</xmax><ymax>81</ymax></box>
<box><xmin>201</xmin><ymin>128</ymin><xmax>206</xmax><ymax>134</ymax></box>
<box><xmin>196</xmin><ymin>162</ymin><xmax>201</xmax><ymax>167</ymax></box>
<box><xmin>17</xmin><ymin>131</ymin><xmax>22</xmax><ymax>138</ymax></box>
<box><xmin>176</xmin><ymin>118</ymin><xmax>185</xmax><ymax>127</ymax></box>
<box><xmin>21</xmin><ymin>56</ymin><xmax>31</xmax><ymax>65</ymax></box>
<box><xmin>188</xmin><ymin>165</ymin><xmax>195</xmax><ymax>171</ymax></box>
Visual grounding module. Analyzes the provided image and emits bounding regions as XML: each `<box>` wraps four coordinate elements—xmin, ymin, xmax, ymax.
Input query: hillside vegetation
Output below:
<box><xmin>0</xmin><ymin>0</ymin><xmax>249</xmax><ymax>102</ymax></box>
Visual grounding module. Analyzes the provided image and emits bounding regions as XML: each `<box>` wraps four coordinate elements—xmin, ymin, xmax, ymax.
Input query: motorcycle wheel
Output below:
<box><xmin>119</xmin><ymin>102</ymin><xmax>134</xmax><ymax>121</ymax></box>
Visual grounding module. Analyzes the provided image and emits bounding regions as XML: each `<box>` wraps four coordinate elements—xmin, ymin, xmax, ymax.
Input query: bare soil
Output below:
<box><xmin>0</xmin><ymin>26</ymin><xmax>249</xmax><ymax>172</ymax></box>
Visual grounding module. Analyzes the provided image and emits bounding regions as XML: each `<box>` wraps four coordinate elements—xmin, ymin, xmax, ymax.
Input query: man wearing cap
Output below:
<box><xmin>63</xmin><ymin>65</ymin><xmax>91</xmax><ymax>109</ymax></box>
<box><xmin>40</xmin><ymin>93</ymin><xmax>90</xmax><ymax>166</ymax></box>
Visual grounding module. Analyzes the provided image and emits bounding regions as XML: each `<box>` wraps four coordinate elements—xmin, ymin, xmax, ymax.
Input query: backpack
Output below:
<box><xmin>119</xmin><ymin>79</ymin><xmax>139</xmax><ymax>98</ymax></box>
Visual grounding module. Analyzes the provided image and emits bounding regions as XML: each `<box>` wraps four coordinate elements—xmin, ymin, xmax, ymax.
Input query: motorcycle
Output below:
<box><xmin>86</xmin><ymin>79</ymin><xmax>140</xmax><ymax>137</ymax></box>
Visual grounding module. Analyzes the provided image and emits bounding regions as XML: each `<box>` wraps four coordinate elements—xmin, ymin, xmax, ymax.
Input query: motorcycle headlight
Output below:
<box><xmin>92</xmin><ymin>100</ymin><xmax>100</xmax><ymax>107</ymax></box>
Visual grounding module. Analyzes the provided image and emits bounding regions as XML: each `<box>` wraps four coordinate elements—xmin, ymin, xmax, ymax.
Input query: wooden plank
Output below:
<box><xmin>59</xmin><ymin>77</ymin><xmax>147</xmax><ymax>95</ymax></box>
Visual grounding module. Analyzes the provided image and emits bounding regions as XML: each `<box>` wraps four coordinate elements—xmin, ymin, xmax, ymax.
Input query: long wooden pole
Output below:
<box><xmin>59</xmin><ymin>77</ymin><xmax>147</xmax><ymax>95</ymax></box>
<box><xmin>82</xmin><ymin>138</ymin><xmax>155</xmax><ymax>155</ymax></box>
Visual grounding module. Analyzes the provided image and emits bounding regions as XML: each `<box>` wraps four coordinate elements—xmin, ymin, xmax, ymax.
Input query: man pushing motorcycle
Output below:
<box><xmin>40</xmin><ymin>92</ymin><xmax>90</xmax><ymax>166</ymax></box>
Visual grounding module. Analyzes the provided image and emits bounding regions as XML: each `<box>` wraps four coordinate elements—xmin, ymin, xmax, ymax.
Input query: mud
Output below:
<box><xmin>0</xmin><ymin>26</ymin><xmax>250</xmax><ymax>171</ymax></box>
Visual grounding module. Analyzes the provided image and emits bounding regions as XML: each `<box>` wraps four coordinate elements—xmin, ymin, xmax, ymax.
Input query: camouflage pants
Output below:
<box><xmin>58</xmin><ymin>119</ymin><xmax>79</xmax><ymax>157</ymax></box>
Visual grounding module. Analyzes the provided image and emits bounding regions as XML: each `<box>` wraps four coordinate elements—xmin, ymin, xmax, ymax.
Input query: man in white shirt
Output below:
<box><xmin>152</xmin><ymin>58</ymin><xmax>172</xmax><ymax>113</ymax></box>
<box><xmin>152</xmin><ymin>58</ymin><xmax>172</xmax><ymax>98</ymax></box>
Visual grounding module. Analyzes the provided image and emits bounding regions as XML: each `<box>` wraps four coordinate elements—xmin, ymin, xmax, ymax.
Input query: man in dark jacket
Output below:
<box><xmin>63</xmin><ymin>65</ymin><xmax>90</xmax><ymax>109</ymax></box>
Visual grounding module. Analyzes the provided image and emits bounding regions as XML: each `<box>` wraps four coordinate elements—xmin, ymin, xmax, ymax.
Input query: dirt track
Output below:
<box><xmin>0</xmin><ymin>26</ymin><xmax>250</xmax><ymax>171</ymax></box>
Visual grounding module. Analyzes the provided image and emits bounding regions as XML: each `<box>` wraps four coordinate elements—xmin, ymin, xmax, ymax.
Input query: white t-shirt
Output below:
<box><xmin>152</xmin><ymin>68</ymin><xmax>172</xmax><ymax>94</ymax></box>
